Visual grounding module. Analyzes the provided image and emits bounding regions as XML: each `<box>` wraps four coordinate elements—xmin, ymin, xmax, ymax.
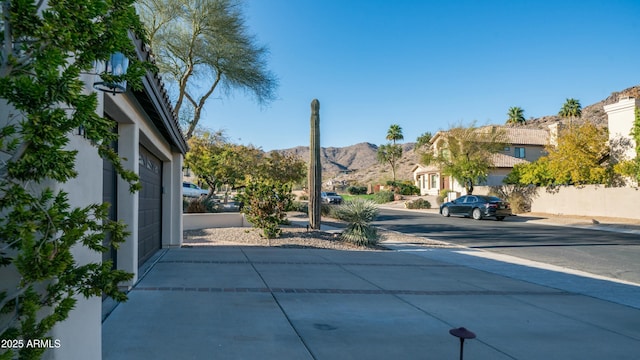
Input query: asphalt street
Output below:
<box><xmin>373</xmin><ymin>209</ymin><xmax>640</xmax><ymax>285</ymax></box>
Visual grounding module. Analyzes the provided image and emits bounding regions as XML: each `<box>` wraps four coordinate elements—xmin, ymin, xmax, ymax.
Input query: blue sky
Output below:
<box><xmin>199</xmin><ymin>0</ymin><xmax>640</xmax><ymax>151</ymax></box>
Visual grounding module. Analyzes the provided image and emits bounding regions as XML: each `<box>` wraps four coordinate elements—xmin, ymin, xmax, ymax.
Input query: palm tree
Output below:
<box><xmin>506</xmin><ymin>106</ymin><xmax>526</xmax><ymax>126</ymax></box>
<box><xmin>558</xmin><ymin>98</ymin><xmax>582</xmax><ymax>123</ymax></box>
<box><xmin>386</xmin><ymin>124</ymin><xmax>404</xmax><ymax>144</ymax></box>
<box><xmin>377</xmin><ymin>143</ymin><xmax>403</xmax><ymax>182</ymax></box>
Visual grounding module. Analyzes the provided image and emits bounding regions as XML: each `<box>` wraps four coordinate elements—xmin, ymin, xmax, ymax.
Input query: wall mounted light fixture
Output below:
<box><xmin>93</xmin><ymin>52</ymin><xmax>129</xmax><ymax>95</ymax></box>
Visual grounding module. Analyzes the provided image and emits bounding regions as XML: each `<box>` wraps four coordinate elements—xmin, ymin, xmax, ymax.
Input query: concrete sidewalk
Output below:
<box><xmin>102</xmin><ymin>244</ymin><xmax>640</xmax><ymax>360</ymax></box>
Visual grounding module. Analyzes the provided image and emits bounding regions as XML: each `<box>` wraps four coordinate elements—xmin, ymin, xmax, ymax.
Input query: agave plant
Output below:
<box><xmin>335</xmin><ymin>198</ymin><xmax>380</xmax><ymax>246</ymax></box>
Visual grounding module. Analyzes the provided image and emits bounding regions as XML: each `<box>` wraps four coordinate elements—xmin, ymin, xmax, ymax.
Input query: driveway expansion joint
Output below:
<box><xmin>131</xmin><ymin>286</ymin><xmax>571</xmax><ymax>296</ymax></box>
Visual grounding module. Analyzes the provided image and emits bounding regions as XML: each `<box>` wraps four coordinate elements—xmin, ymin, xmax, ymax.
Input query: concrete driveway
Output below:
<box><xmin>102</xmin><ymin>243</ymin><xmax>640</xmax><ymax>360</ymax></box>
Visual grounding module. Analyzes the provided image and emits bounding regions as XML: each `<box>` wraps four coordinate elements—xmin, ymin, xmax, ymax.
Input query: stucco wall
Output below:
<box><xmin>183</xmin><ymin>213</ymin><xmax>250</xmax><ymax>230</ymax></box>
<box><xmin>475</xmin><ymin>185</ymin><xmax>639</xmax><ymax>220</ymax></box>
<box><xmin>529</xmin><ymin>185</ymin><xmax>640</xmax><ymax>219</ymax></box>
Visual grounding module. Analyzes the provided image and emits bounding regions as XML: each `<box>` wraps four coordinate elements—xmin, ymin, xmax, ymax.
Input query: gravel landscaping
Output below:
<box><xmin>182</xmin><ymin>213</ymin><xmax>456</xmax><ymax>251</ymax></box>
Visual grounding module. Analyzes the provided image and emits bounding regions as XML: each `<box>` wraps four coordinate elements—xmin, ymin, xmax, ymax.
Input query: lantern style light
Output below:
<box><xmin>93</xmin><ymin>52</ymin><xmax>129</xmax><ymax>94</ymax></box>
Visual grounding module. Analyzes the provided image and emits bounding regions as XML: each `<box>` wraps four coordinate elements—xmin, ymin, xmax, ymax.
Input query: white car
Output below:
<box><xmin>182</xmin><ymin>182</ymin><xmax>208</xmax><ymax>197</ymax></box>
<box><xmin>321</xmin><ymin>191</ymin><xmax>343</xmax><ymax>204</ymax></box>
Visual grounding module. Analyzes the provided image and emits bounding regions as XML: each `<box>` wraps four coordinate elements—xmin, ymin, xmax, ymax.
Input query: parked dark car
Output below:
<box><xmin>439</xmin><ymin>195</ymin><xmax>511</xmax><ymax>220</ymax></box>
<box><xmin>321</xmin><ymin>191</ymin><xmax>343</xmax><ymax>204</ymax></box>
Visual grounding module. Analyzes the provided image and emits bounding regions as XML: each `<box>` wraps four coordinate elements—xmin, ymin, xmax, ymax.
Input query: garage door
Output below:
<box><xmin>138</xmin><ymin>146</ymin><xmax>162</xmax><ymax>266</ymax></box>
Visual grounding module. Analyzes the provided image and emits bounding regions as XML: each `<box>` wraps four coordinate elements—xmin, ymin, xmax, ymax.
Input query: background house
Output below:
<box><xmin>413</xmin><ymin>127</ymin><xmax>550</xmax><ymax>196</ymax></box>
<box><xmin>604</xmin><ymin>96</ymin><xmax>638</xmax><ymax>187</ymax></box>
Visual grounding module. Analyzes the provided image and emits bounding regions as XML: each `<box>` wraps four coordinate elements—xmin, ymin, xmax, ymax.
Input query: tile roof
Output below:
<box><xmin>431</xmin><ymin>127</ymin><xmax>550</xmax><ymax>146</ymax></box>
<box><xmin>501</xmin><ymin>127</ymin><xmax>549</xmax><ymax>145</ymax></box>
<box><xmin>490</xmin><ymin>153</ymin><xmax>529</xmax><ymax>168</ymax></box>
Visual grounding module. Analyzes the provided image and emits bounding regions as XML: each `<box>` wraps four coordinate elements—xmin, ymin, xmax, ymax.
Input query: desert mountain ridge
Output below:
<box><xmin>274</xmin><ymin>85</ymin><xmax>640</xmax><ymax>186</ymax></box>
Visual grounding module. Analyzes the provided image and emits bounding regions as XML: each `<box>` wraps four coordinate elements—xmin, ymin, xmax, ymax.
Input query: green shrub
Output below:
<box><xmin>288</xmin><ymin>201</ymin><xmax>308</xmax><ymax>213</ymax></box>
<box><xmin>386</xmin><ymin>181</ymin><xmax>420</xmax><ymax>195</ymax></box>
<box><xmin>488</xmin><ymin>185</ymin><xmax>536</xmax><ymax>214</ymax></box>
<box><xmin>184</xmin><ymin>197</ymin><xmax>221</xmax><ymax>213</ymax></box>
<box><xmin>236</xmin><ymin>179</ymin><xmax>293</xmax><ymax>239</ymax></box>
<box><xmin>185</xmin><ymin>198</ymin><xmax>206</xmax><ymax>213</ymax></box>
<box><xmin>373</xmin><ymin>190</ymin><xmax>395</xmax><ymax>203</ymax></box>
<box><xmin>334</xmin><ymin>199</ymin><xmax>380</xmax><ymax>246</ymax></box>
<box><xmin>203</xmin><ymin>197</ymin><xmax>222</xmax><ymax>213</ymax></box>
<box><xmin>437</xmin><ymin>189</ymin><xmax>452</xmax><ymax>205</ymax></box>
<box><xmin>321</xmin><ymin>203</ymin><xmax>333</xmax><ymax>216</ymax></box>
<box><xmin>347</xmin><ymin>186</ymin><xmax>368</xmax><ymax>195</ymax></box>
<box><xmin>405</xmin><ymin>198</ymin><xmax>431</xmax><ymax>209</ymax></box>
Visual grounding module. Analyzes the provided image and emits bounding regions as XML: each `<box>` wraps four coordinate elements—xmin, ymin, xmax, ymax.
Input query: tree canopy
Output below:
<box><xmin>415</xmin><ymin>132</ymin><xmax>433</xmax><ymax>150</ymax></box>
<box><xmin>137</xmin><ymin>0</ymin><xmax>278</xmax><ymax>139</ymax></box>
<box><xmin>185</xmin><ymin>131</ymin><xmax>305</xmax><ymax>191</ymax></box>
<box><xmin>386</xmin><ymin>124</ymin><xmax>404</xmax><ymax>144</ymax></box>
<box><xmin>377</xmin><ymin>124</ymin><xmax>404</xmax><ymax>182</ymax></box>
<box><xmin>558</xmin><ymin>98</ymin><xmax>582</xmax><ymax>121</ymax></box>
<box><xmin>421</xmin><ymin>125</ymin><xmax>507</xmax><ymax>194</ymax></box>
<box><xmin>506</xmin><ymin>106</ymin><xmax>525</xmax><ymax>125</ymax></box>
<box><xmin>506</xmin><ymin>122</ymin><xmax>611</xmax><ymax>186</ymax></box>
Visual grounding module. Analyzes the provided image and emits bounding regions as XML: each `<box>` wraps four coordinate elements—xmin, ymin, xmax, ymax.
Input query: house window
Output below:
<box><xmin>514</xmin><ymin>147</ymin><xmax>526</xmax><ymax>158</ymax></box>
<box><xmin>430</xmin><ymin>174</ymin><xmax>438</xmax><ymax>189</ymax></box>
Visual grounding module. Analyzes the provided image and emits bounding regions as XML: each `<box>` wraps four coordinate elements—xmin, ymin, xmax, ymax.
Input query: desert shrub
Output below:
<box><xmin>347</xmin><ymin>186</ymin><xmax>368</xmax><ymax>195</ymax></box>
<box><xmin>437</xmin><ymin>189</ymin><xmax>452</xmax><ymax>205</ymax></box>
<box><xmin>185</xmin><ymin>198</ymin><xmax>207</xmax><ymax>213</ymax></box>
<box><xmin>386</xmin><ymin>181</ymin><xmax>420</xmax><ymax>195</ymax></box>
<box><xmin>373</xmin><ymin>190</ymin><xmax>395</xmax><ymax>203</ymax></box>
<box><xmin>334</xmin><ymin>199</ymin><xmax>380</xmax><ymax>246</ymax></box>
<box><xmin>489</xmin><ymin>185</ymin><xmax>537</xmax><ymax>214</ymax></box>
<box><xmin>184</xmin><ymin>197</ymin><xmax>222</xmax><ymax>213</ymax></box>
<box><xmin>398</xmin><ymin>184</ymin><xmax>420</xmax><ymax>195</ymax></box>
<box><xmin>236</xmin><ymin>178</ymin><xmax>293</xmax><ymax>239</ymax></box>
<box><xmin>202</xmin><ymin>197</ymin><xmax>222</xmax><ymax>213</ymax></box>
<box><xmin>288</xmin><ymin>201</ymin><xmax>308</xmax><ymax>213</ymax></box>
<box><xmin>321</xmin><ymin>203</ymin><xmax>334</xmax><ymax>216</ymax></box>
<box><xmin>405</xmin><ymin>198</ymin><xmax>431</xmax><ymax>209</ymax></box>
<box><xmin>298</xmin><ymin>194</ymin><xmax>309</xmax><ymax>200</ymax></box>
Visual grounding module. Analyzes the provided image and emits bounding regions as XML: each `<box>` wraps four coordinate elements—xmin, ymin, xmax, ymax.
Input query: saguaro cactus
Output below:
<box><xmin>309</xmin><ymin>99</ymin><xmax>322</xmax><ymax>230</ymax></box>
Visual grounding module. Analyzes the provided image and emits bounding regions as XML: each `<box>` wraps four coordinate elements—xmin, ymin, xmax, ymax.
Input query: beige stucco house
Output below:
<box><xmin>1</xmin><ymin>35</ymin><xmax>187</xmax><ymax>358</ymax></box>
<box><xmin>412</xmin><ymin>127</ymin><xmax>550</xmax><ymax>196</ymax></box>
<box><xmin>604</xmin><ymin>96</ymin><xmax>639</xmax><ymax>186</ymax></box>
<box><xmin>414</xmin><ymin>96</ymin><xmax>640</xmax><ymax>195</ymax></box>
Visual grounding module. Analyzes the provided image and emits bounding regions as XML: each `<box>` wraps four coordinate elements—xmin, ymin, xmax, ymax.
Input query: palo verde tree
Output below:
<box><xmin>136</xmin><ymin>0</ymin><xmax>278</xmax><ymax>139</ymax></box>
<box><xmin>377</xmin><ymin>124</ymin><xmax>404</xmax><ymax>182</ymax></box>
<box><xmin>422</xmin><ymin>124</ymin><xmax>506</xmax><ymax>194</ymax></box>
<box><xmin>506</xmin><ymin>106</ymin><xmax>525</xmax><ymax>126</ymax></box>
<box><xmin>0</xmin><ymin>0</ymin><xmax>146</xmax><ymax>358</ymax></box>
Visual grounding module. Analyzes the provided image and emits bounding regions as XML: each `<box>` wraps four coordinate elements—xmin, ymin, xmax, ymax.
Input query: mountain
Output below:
<box><xmin>277</xmin><ymin>142</ymin><xmax>418</xmax><ymax>185</ymax></box>
<box><xmin>275</xmin><ymin>85</ymin><xmax>640</xmax><ymax>186</ymax></box>
<box><xmin>523</xmin><ymin>85</ymin><xmax>640</xmax><ymax>129</ymax></box>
